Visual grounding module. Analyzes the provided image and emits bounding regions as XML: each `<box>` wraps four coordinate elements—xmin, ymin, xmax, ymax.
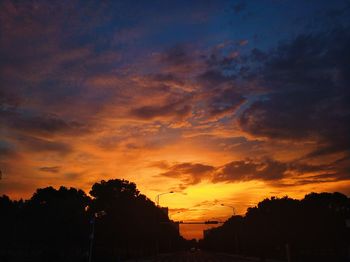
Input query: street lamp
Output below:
<box><xmin>221</xmin><ymin>203</ymin><xmax>236</xmax><ymax>215</ymax></box>
<box><xmin>221</xmin><ymin>204</ymin><xmax>239</xmax><ymax>254</ymax></box>
<box><xmin>155</xmin><ymin>191</ymin><xmax>174</xmax><ymax>206</ymax></box>
<box><xmin>87</xmin><ymin>210</ymin><xmax>106</xmax><ymax>262</ymax></box>
<box><xmin>88</xmin><ymin>213</ymin><xmax>97</xmax><ymax>262</ymax></box>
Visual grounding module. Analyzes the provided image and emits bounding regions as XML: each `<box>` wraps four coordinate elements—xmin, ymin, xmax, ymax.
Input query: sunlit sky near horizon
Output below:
<box><xmin>1</xmin><ymin>0</ymin><xmax>350</xmax><ymax>239</ymax></box>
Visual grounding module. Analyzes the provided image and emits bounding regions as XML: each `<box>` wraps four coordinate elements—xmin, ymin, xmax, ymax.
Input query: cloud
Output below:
<box><xmin>195</xmin><ymin>70</ymin><xmax>246</xmax><ymax>122</ymax></box>
<box><xmin>156</xmin><ymin>44</ymin><xmax>205</xmax><ymax>74</ymax></box>
<box><xmin>206</xmin><ymin>88</ymin><xmax>246</xmax><ymax>119</ymax></box>
<box><xmin>197</xmin><ymin>70</ymin><xmax>236</xmax><ymax>86</ymax></box>
<box><xmin>159</xmin><ymin>162</ymin><xmax>215</xmax><ymax>185</ymax></box>
<box><xmin>250</xmin><ymin>48</ymin><xmax>267</xmax><ymax>62</ymax></box>
<box><xmin>0</xmin><ymin>89</ymin><xmax>21</xmax><ymax>108</ymax></box>
<box><xmin>238</xmin><ymin>28</ymin><xmax>350</xmax><ymax>163</ymax></box>
<box><xmin>213</xmin><ymin>158</ymin><xmax>287</xmax><ymax>183</ymax></box>
<box><xmin>157</xmin><ymin>157</ymin><xmax>340</xmax><ymax>187</ymax></box>
<box><xmin>193</xmin><ymin>199</ymin><xmax>220</xmax><ymax>208</ymax></box>
<box><xmin>0</xmin><ymin>141</ymin><xmax>18</xmax><ymax>160</ymax></box>
<box><xmin>147</xmin><ymin>73</ymin><xmax>185</xmax><ymax>87</ymax></box>
<box><xmin>39</xmin><ymin>166</ymin><xmax>61</xmax><ymax>173</ymax></box>
<box><xmin>160</xmin><ymin>44</ymin><xmax>193</xmax><ymax>67</ymax></box>
<box><xmin>168</xmin><ymin>207</ymin><xmax>192</xmax><ymax>213</ymax></box>
<box><xmin>17</xmin><ymin>135</ymin><xmax>72</xmax><ymax>155</ymax></box>
<box><xmin>0</xmin><ymin>108</ymin><xmax>90</xmax><ymax>137</ymax></box>
<box><xmin>129</xmin><ymin>100</ymin><xmax>192</xmax><ymax>120</ymax></box>
<box><xmin>1</xmin><ymin>0</ymin><xmax>349</xmax><ymax>201</ymax></box>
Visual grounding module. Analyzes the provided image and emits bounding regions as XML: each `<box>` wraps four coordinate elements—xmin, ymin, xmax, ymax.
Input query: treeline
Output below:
<box><xmin>0</xmin><ymin>179</ymin><xmax>185</xmax><ymax>262</ymax></box>
<box><xmin>201</xmin><ymin>192</ymin><xmax>350</xmax><ymax>262</ymax></box>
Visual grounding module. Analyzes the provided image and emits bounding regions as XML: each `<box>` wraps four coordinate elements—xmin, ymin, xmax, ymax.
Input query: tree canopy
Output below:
<box><xmin>0</xmin><ymin>179</ymin><xmax>184</xmax><ymax>262</ymax></box>
<box><xmin>202</xmin><ymin>192</ymin><xmax>350</xmax><ymax>262</ymax></box>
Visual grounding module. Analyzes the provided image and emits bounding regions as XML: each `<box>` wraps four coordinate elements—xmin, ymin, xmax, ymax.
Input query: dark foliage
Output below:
<box><xmin>201</xmin><ymin>192</ymin><xmax>350</xmax><ymax>261</ymax></box>
<box><xmin>0</xmin><ymin>179</ymin><xmax>185</xmax><ymax>262</ymax></box>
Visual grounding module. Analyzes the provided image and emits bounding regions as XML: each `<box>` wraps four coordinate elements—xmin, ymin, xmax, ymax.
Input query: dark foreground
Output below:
<box><xmin>130</xmin><ymin>251</ymin><xmax>280</xmax><ymax>262</ymax></box>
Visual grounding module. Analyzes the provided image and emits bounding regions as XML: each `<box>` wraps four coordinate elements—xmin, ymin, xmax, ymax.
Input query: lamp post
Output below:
<box><xmin>154</xmin><ymin>191</ymin><xmax>174</xmax><ymax>257</ymax></box>
<box><xmin>155</xmin><ymin>191</ymin><xmax>174</xmax><ymax>206</ymax></box>
<box><xmin>221</xmin><ymin>204</ymin><xmax>236</xmax><ymax>215</ymax></box>
<box><xmin>88</xmin><ymin>213</ymin><xmax>97</xmax><ymax>262</ymax></box>
<box><xmin>87</xmin><ymin>211</ymin><xmax>106</xmax><ymax>262</ymax></box>
<box><xmin>221</xmin><ymin>204</ymin><xmax>239</xmax><ymax>254</ymax></box>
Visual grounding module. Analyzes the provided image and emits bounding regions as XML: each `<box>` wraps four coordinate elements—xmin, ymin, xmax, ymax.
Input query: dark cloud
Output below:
<box><xmin>129</xmin><ymin>100</ymin><xmax>192</xmax><ymax>120</ymax></box>
<box><xmin>0</xmin><ymin>89</ymin><xmax>21</xmax><ymax>108</ymax></box>
<box><xmin>158</xmin><ymin>44</ymin><xmax>204</xmax><ymax>74</ymax></box>
<box><xmin>193</xmin><ymin>199</ymin><xmax>220</xmax><ymax>208</ymax></box>
<box><xmin>323</xmin><ymin>156</ymin><xmax>350</xmax><ymax>181</ymax></box>
<box><xmin>213</xmin><ymin>158</ymin><xmax>287</xmax><ymax>183</ymax></box>
<box><xmin>239</xmin><ymin>91</ymin><xmax>316</xmax><ymax>140</ymax></box>
<box><xmin>258</xmin><ymin>158</ymin><xmax>349</xmax><ymax>187</ymax></box>
<box><xmin>239</xmin><ymin>28</ymin><xmax>350</xmax><ymax>161</ymax></box>
<box><xmin>159</xmin><ymin>162</ymin><xmax>215</xmax><ymax>185</ymax></box>
<box><xmin>324</xmin><ymin>3</ymin><xmax>350</xmax><ymax>19</ymax></box>
<box><xmin>196</xmin><ymin>69</ymin><xmax>246</xmax><ymax>121</ymax></box>
<box><xmin>161</xmin><ymin>44</ymin><xmax>193</xmax><ymax>66</ymax></box>
<box><xmin>157</xmin><ymin>158</ymin><xmax>339</xmax><ymax>187</ymax></box>
<box><xmin>18</xmin><ymin>135</ymin><xmax>72</xmax><ymax>155</ymax></box>
<box><xmin>250</xmin><ymin>48</ymin><xmax>267</xmax><ymax>62</ymax></box>
<box><xmin>0</xmin><ymin>108</ymin><xmax>90</xmax><ymax>137</ymax></box>
<box><xmin>207</xmin><ymin>88</ymin><xmax>246</xmax><ymax>118</ymax></box>
<box><xmin>149</xmin><ymin>73</ymin><xmax>185</xmax><ymax>86</ymax></box>
<box><xmin>0</xmin><ymin>141</ymin><xmax>17</xmax><ymax>159</ymax></box>
<box><xmin>0</xmin><ymin>0</ymin><xmax>123</xmax><ymax>134</ymax></box>
<box><xmin>39</xmin><ymin>166</ymin><xmax>61</xmax><ymax>173</ymax></box>
<box><xmin>198</xmin><ymin>70</ymin><xmax>236</xmax><ymax>86</ymax></box>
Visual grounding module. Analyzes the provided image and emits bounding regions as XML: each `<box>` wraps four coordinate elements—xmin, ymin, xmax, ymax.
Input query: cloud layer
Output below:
<box><xmin>0</xmin><ymin>1</ymin><xmax>349</xmax><ymax>226</ymax></box>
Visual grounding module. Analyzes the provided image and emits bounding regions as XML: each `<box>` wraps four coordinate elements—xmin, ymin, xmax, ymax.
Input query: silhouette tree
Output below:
<box><xmin>0</xmin><ymin>195</ymin><xmax>21</xmax><ymax>261</ymax></box>
<box><xmin>0</xmin><ymin>179</ymin><xmax>187</xmax><ymax>261</ymax></box>
<box><xmin>89</xmin><ymin>179</ymin><xmax>183</xmax><ymax>261</ymax></box>
<box><xmin>203</xmin><ymin>192</ymin><xmax>350</xmax><ymax>262</ymax></box>
<box><xmin>0</xmin><ymin>187</ymin><xmax>90</xmax><ymax>262</ymax></box>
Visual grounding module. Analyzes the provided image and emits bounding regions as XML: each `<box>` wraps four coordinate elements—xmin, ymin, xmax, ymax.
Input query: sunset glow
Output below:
<box><xmin>1</xmin><ymin>0</ymin><xmax>350</xmax><ymax>239</ymax></box>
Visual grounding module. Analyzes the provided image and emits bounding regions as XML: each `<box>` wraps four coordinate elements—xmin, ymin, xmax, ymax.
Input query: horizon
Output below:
<box><xmin>1</xmin><ymin>0</ymin><xmax>350</xmax><ymax>240</ymax></box>
<box><xmin>1</xmin><ymin>179</ymin><xmax>348</xmax><ymax>240</ymax></box>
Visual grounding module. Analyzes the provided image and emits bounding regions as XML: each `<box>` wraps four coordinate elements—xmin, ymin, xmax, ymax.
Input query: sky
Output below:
<box><xmin>1</xmin><ymin>0</ymin><xmax>350</xmax><ymax>239</ymax></box>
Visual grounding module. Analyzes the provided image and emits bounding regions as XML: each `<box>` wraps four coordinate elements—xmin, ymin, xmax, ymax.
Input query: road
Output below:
<box><xmin>133</xmin><ymin>251</ymin><xmax>264</xmax><ymax>262</ymax></box>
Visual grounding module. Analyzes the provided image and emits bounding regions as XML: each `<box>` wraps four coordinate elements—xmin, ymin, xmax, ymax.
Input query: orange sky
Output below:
<box><xmin>1</xmin><ymin>0</ymin><xmax>350</xmax><ymax>240</ymax></box>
